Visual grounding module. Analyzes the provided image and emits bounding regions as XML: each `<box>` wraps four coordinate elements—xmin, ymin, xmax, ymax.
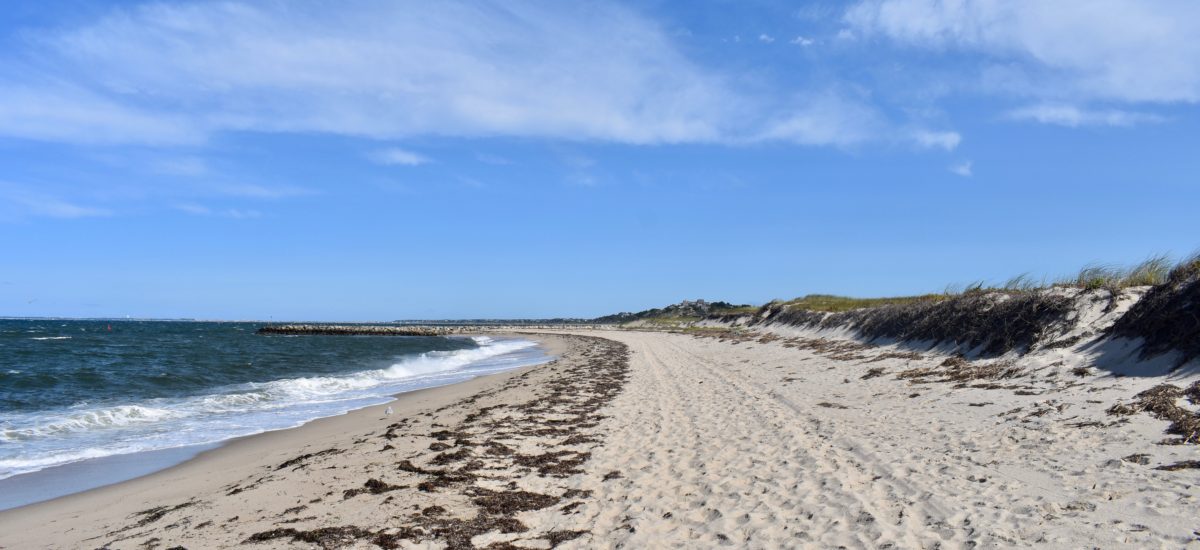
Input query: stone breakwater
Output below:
<box><xmin>256</xmin><ymin>324</ymin><xmax>614</xmax><ymax>336</ymax></box>
<box><xmin>256</xmin><ymin>325</ymin><xmax>453</xmax><ymax>336</ymax></box>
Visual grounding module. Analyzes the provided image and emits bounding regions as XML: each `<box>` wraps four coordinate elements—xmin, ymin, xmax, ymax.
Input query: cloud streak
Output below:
<box><xmin>0</xmin><ymin>183</ymin><xmax>112</xmax><ymax>220</ymax></box>
<box><xmin>174</xmin><ymin>203</ymin><xmax>262</xmax><ymax>219</ymax></box>
<box><xmin>5</xmin><ymin>1</ymin><xmax>730</xmax><ymax>145</ymax></box>
<box><xmin>1005</xmin><ymin>104</ymin><xmax>1165</xmax><ymax>127</ymax></box>
<box><xmin>370</xmin><ymin>148</ymin><xmax>430</xmax><ymax>166</ymax></box>
<box><xmin>911</xmin><ymin>130</ymin><xmax>961</xmax><ymax>151</ymax></box>
<box><xmin>0</xmin><ymin>0</ymin><xmax>954</xmax><ymax>151</ymax></box>
<box><xmin>948</xmin><ymin>160</ymin><xmax>972</xmax><ymax>177</ymax></box>
<box><xmin>845</xmin><ymin>0</ymin><xmax>1200</xmax><ymax>104</ymax></box>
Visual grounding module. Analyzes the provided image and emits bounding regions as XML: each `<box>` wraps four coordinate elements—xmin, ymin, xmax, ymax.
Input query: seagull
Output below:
<box><xmin>384</xmin><ymin>406</ymin><xmax>393</xmax><ymax>416</ymax></box>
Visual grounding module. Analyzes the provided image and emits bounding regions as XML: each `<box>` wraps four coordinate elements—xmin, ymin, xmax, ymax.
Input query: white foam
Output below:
<box><xmin>1</xmin><ymin>405</ymin><xmax>182</xmax><ymax>441</ymax></box>
<box><xmin>0</xmin><ymin>337</ymin><xmax>547</xmax><ymax>480</ymax></box>
<box><xmin>29</xmin><ymin>336</ymin><xmax>71</xmax><ymax>341</ymax></box>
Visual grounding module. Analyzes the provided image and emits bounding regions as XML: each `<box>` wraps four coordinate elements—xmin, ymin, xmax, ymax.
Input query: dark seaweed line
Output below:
<box><xmin>243</xmin><ymin>334</ymin><xmax>630</xmax><ymax>550</ymax></box>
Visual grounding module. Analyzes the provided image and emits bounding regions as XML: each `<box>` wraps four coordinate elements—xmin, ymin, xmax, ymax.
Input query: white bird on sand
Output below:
<box><xmin>384</xmin><ymin>406</ymin><xmax>393</xmax><ymax>416</ymax></box>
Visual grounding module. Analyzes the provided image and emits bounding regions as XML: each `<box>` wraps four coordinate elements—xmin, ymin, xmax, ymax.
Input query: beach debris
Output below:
<box><xmin>1155</xmin><ymin>460</ymin><xmax>1200</xmax><ymax>471</ymax></box>
<box><xmin>244</xmin><ymin>526</ymin><xmax>371</xmax><ymax>548</ymax></box>
<box><xmin>275</xmin><ymin>448</ymin><xmax>344</xmax><ymax>471</ymax></box>
<box><xmin>1107</xmin><ymin>382</ymin><xmax>1200</xmax><ymax>445</ymax></box>
<box><xmin>129</xmin><ymin>500</ymin><xmax>197</xmax><ymax>528</ymax></box>
<box><xmin>1122</xmin><ymin>453</ymin><xmax>1152</xmax><ymax>465</ymax></box>
<box><xmin>544</xmin><ymin>529</ymin><xmax>589</xmax><ymax>546</ymax></box>
<box><xmin>861</xmin><ymin>367</ymin><xmax>886</xmax><ymax>379</ymax></box>
<box><xmin>342</xmin><ymin>478</ymin><xmax>408</xmax><ymax>500</ymax></box>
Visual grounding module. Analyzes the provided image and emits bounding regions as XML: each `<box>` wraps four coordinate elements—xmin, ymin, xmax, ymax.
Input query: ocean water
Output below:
<box><xmin>0</xmin><ymin>320</ymin><xmax>548</xmax><ymax>484</ymax></box>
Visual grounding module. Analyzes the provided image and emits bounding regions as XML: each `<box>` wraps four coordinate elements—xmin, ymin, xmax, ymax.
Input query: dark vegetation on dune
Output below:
<box><xmin>693</xmin><ymin>254</ymin><xmax>1200</xmax><ymax>359</ymax></box>
<box><xmin>758</xmin><ymin>291</ymin><xmax>1076</xmax><ymax>357</ymax></box>
<box><xmin>591</xmin><ymin>299</ymin><xmax>753</xmax><ymax>325</ymax></box>
<box><xmin>1109</xmin><ymin>257</ymin><xmax>1200</xmax><ymax>365</ymax></box>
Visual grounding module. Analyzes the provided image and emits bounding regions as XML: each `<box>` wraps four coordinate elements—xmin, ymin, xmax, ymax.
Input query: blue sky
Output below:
<box><xmin>2</xmin><ymin>0</ymin><xmax>1198</xmax><ymax>320</ymax></box>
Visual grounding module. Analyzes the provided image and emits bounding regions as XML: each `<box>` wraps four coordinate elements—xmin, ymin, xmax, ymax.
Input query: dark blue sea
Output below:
<box><xmin>0</xmin><ymin>320</ymin><xmax>547</xmax><ymax>493</ymax></box>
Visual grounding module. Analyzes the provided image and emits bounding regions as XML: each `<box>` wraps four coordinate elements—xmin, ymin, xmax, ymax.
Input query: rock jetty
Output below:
<box><xmin>256</xmin><ymin>324</ymin><xmax>453</xmax><ymax>336</ymax></box>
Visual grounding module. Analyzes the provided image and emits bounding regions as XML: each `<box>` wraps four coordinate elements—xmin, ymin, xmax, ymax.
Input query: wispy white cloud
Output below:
<box><xmin>173</xmin><ymin>203</ymin><xmax>262</xmax><ymax>219</ymax></box>
<box><xmin>845</xmin><ymin>0</ymin><xmax>1200</xmax><ymax>103</ymax></box>
<box><xmin>149</xmin><ymin>156</ymin><xmax>208</xmax><ymax>176</ymax></box>
<box><xmin>475</xmin><ymin>153</ymin><xmax>514</xmax><ymax>166</ymax></box>
<box><xmin>0</xmin><ymin>85</ymin><xmax>197</xmax><ymax>145</ymax></box>
<box><xmin>205</xmin><ymin>183</ymin><xmax>312</xmax><ymax>199</ymax></box>
<box><xmin>755</xmin><ymin>93</ymin><xmax>885</xmax><ymax>147</ymax></box>
<box><xmin>226</xmin><ymin>209</ymin><xmax>262</xmax><ymax>219</ymax></box>
<box><xmin>911</xmin><ymin>130</ymin><xmax>961</xmax><ymax>151</ymax></box>
<box><xmin>5</xmin><ymin>1</ymin><xmax>733</xmax><ymax>146</ymax></box>
<box><xmin>370</xmin><ymin>148</ymin><xmax>430</xmax><ymax>166</ymax></box>
<box><xmin>0</xmin><ymin>0</ymin><xmax>944</xmax><ymax>152</ymax></box>
<box><xmin>173</xmin><ymin>203</ymin><xmax>211</xmax><ymax>215</ymax></box>
<box><xmin>1005</xmin><ymin>104</ymin><xmax>1165</xmax><ymax>127</ymax></box>
<box><xmin>0</xmin><ymin>183</ymin><xmax>112</xmax><ymax>219</ymax></box>
<box><xmin>758</xmin><ymin>34</ymin><xmax>775</xmax><ymax>43</ymax></box>
<box><xmin>949</xmin><ymin>160</ymin><xmax>972</xmax><ymax>177</ymax></box>
<box><xmin>789</xmin><ymin>36</ymin><xmax>815</xmax><ymax>46</ymax></box>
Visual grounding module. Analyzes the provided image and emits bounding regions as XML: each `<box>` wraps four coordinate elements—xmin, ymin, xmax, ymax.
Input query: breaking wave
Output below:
<box><xmin>0</xmin><ymin>336</ymin><xmax>546</xmax><ymax>480</ymax></box>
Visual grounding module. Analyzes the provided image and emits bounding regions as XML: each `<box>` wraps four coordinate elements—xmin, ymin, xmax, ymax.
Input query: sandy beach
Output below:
<box><xmin>2</xmin><ymin>327</ymin><xmax>1198</xmax><ymax>548</ymax></box>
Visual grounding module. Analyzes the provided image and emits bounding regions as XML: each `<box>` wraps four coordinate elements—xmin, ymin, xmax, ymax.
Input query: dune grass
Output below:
<box><xmin>1059</xmin><ymin>255</ymin><xmax>1173</xmax><ymax>291</ymax></box>
<box><xmin>769</xmin><ymin>254</ymin><xmax>1186</xmax><ymax>316</ymax></box>
<box><xmin>774</xmin><ymin>294</ymin><xmax>948</xmax><ymax>313</ymax></box>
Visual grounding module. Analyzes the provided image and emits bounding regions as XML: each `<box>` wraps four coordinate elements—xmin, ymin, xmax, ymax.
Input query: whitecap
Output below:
<box><xmin>0</xmin><ymin>337</ymin><xmax>548</xmax><ymax>480</ymax></box>
<box><xmin>1</xmin><ymin>405</ymin><xmax>183</xmax><ymax>441</ymax></box>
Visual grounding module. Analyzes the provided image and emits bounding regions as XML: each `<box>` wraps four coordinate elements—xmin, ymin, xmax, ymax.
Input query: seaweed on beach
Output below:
<box><xmin>861</xmin><ymin>367</ymin><xmax>886</xmax><ymax>380</ymax></box>
<box><xmin>396</xmin><ymin>459</ymin><xmax>479</xmax><ymax>492</ymax></box>
<box><xmin>897</xmin><ymin>357</ymin><xmax>1025</xmax><ymax>386</ymax></box>
<box><xmin>244</xmin><ymin>526</ymin><xmax>371</xmax><ymax>549</ymax></box>
<box><xmin>1155</xmin><ymin>460</ymin><xmax>1200</xmax><ymax>471</ymax></box>
<box><xmin>237</xmin><ymin>335</ymin><xmax>627</xmax><ymax>550</ymax></box>
<box><xmin>130</xmin><ymin>501</ymin><xmax>196</xmax><ymax>528</ymax></box>
<box><xmin>469</xmin><ymin>487</ymin><xmax>560</xmax><ymax>515</ymax></box>
<box><xmin>544</xmin><ymin>529</ymin><xmax>589</xmax><ymax>547</ymax></box>
<box><xmin>512</xmin><ymin>450</ymin><xmax>591</xmax><ymax>477</ymax></box>
<box><xmin>429</xmin><ymin>447</ymin><xmax>473</xmax><ymax>465</ymax></box>
<box><xmin>276</xmin><ymin>448</ymin><xmax>344</xmax><ymax>471</ymax></box>
<box><xmin>1109</xmin><ymin>258</ymin><xmax>1200</xmax><ymax>365</ymax></box>
<box><xmin>1107</xmin><ymin>382</ymin><xmax>1200</xmax><ymax>445</ymax></box>
<box><xmin>816</xmin><ymin>402</ymin><xmax>848</xmax><ymax>409</ymax></box>
<box><xmin>342</xmin><ymin>478</ymin><xmax>408</xmax><ymax>499</ymax></box>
